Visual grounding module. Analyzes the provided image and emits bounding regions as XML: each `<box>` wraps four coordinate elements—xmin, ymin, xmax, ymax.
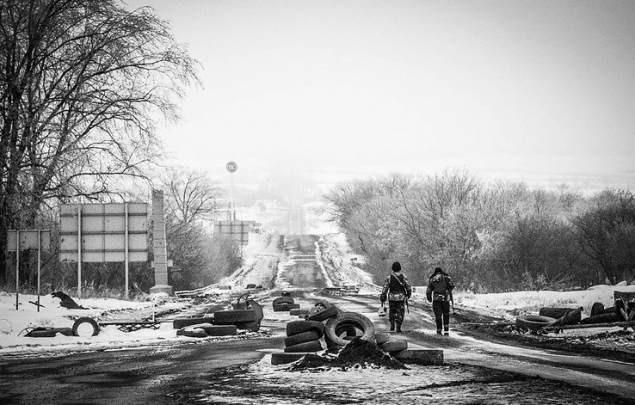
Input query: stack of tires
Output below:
<box><xmin>273</xmin><ymin>294</ymin><xmax>301</xmax><ymax>312</ymax></box>
<box><xmin>284</xmin><ymin>320</ymin><xmax>325</xmax><ymax>353</ymax></box>
<box><xmin>273</xmin><ymin>299</ymin><xmax>410</xmax><ymax>365</ymax></box>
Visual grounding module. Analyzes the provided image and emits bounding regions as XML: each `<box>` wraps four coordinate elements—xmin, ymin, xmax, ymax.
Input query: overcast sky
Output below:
<box><xmin>126</xmin><ymin>0</ymin><xmax>635</xmax><ymax>194</ymax></box>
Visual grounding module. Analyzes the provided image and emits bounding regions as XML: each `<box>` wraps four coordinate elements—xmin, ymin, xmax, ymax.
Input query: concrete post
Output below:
<box><xmin>150</xmin><ymin>189</ymin><xmax>173</xmax><ymax>295</ymax></box>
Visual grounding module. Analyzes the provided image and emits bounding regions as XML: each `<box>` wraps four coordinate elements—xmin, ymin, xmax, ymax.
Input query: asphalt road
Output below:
<box><xmin>0</xmin><ymin>336</ymin><xmax>284</xmax><ymax>405</ymax></box>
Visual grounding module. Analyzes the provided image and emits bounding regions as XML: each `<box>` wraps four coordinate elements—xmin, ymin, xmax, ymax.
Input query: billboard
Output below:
<box><xmin>59</xmin><ymin>203</ymin><xmax>148</xmax><ymax>262</ymax></box>
<box><xmin>7</xmin><ymin>230</ymin><xmax>51</xmax><ymax>251</ymax></box>
<box><xmin>213</xmin><ymin>220</ymin><xmax>255</xmax><ymax>246</ymax></box>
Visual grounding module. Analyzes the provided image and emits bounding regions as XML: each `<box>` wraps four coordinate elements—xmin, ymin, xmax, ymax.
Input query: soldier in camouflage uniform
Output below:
<box><xmin>380</xmin><ymin>262</ymin><xmax>412</xmax><ymax>333</ymax></box>
<box><xmin>426</xmin><ymin>267</ymin><xmax>455</xmax><ymax>335</ymax></box>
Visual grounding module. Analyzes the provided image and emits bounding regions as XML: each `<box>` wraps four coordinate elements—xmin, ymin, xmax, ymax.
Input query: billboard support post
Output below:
<box><xmin>77</xmin><ymin>207</ymin><xmax>82</xmax><ymax>299</ymax></box>
<box><xmin>7</xmin><ymin>229</ymin><xmax>50</xmax><ymax>310</ymax></box>
<box><xmin>124</xmin><ymin>202</ymin><xmax>129</xmax><ymax>300</ymax></box>
<box><xmin>15</xmin><ymin>230</ymin><xmax>19</xmax><ymax>310</ymax></box>
<box><xmin>37</xmin><ymin>230</ymin><xmax>41</xmax><ymax>312</ymax></box>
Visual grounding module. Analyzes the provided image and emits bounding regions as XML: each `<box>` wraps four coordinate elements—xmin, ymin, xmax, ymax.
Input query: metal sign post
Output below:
<box><xmin>7</xmin><ymin>230</ymin><xmax>51</xmax><ymax>310</ymax></box>
<box><xmin>226</xmin><ymin>161</ymin><xmax>238</xmax><ymax>220</ymax></box>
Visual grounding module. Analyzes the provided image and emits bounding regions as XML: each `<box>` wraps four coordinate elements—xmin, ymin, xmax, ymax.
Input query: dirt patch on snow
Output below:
<box><xmin>287</xmin><ymin>338</ymin><xmax>408</xmax><ymax>371</ymax></box>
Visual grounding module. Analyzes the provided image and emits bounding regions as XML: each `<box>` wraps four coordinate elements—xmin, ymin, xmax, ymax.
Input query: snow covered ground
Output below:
<box><xmin>1</xmin><ymin>200</ymin><xmax>633</xmax><ymax>357</ymax></box>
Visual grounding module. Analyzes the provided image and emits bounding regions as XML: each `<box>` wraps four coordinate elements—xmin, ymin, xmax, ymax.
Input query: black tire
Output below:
<box><xmin>213</xmin><ymin>309</ymin><xmax>257</xmax><ymax>324</ymax></box>
<box><xmin>72</xmin><ymin>317</ymin><xmax>100</xmax><ymax>337</ymax></box>
<box><xmin>284</xmin><ymin>330</ymin><xmax>321</xmax><ymax>347</ymax></box>
<box><xmin>515</xmin><ymin>315</ymin><xmax>556</xmax><ymax>331</ymax></box>
<box><xmin>200</xmin><ymin>325</ymin><xmax>238</xmax><ymax>336</ymax></box>
<box><xmin>581</xmin><ymin>312</ymin><xmax>621</xmax><ymax>324</ymax></box>
<box><xmin>177</xmin><ymin>327</ymin><xmax>208</xmax><ymax>338</ymax></box>
<box><xmin>284</xmin><ymin>340</ymin><xmax>322</xmax><ymax>353</ymax></box>
<box><xmin>308</xmin><ymin>303</ymin><xmax>339</xmax><ymax>322</ymax></box>
<box><xmin>273</xmin><ymin>303</ymin><xmax>291</xmax><ymax>312</ymax></box>
<box><xmin>591</xmin><ymin>302</ymin><xmax>605</xmax><ymax>317</ymax></box>
<box><xmin>28</xmin><ymin>327</ymin><xmax>75</xmax><ymax>338</ymax></box>
<box><xmin>234</xmin><ymin>320</ymin><xmax>262</xmax><ymax>332</ymax></box>
<box><xmin>273</xmin><ymin>303</ymin><xmax>300</xmax><ymax>312</ymax></box>
<box><xmin>380</xmin><ymin>338</ymin><xmax>408</xmax><ymax>352</ymax></box>
<box><xmin>173</xmin><ymin>317</ymin><xmax>215</xmax><ymax>329</ymax></box>
<box><xmin>273</xmin><ymin>296</ymin><xmax>295</xmax><ymax>306</ymax></box>
<box><xmin>289</xmin><ymin>308</ymin><xmax>310</xmax><ymax>316</ymax></box>
<box><xmin>271</xmin><ymin>352</ymin><xmax>306</xmax><ymax>365</ymax></box>
<box><xmin>374</xmin><ymin>332</ymin><xmax>390</xmax><ymax>345</ymax></box>
<box><xmin>324</xmin><ymin>312</ymin><xmax>375</xmax><ymax>347</ymax></box>
<box><xmin>286</xmin><ymin>320</ymin><xmax>325</xmax><ymax>337</ymax></box>
<box><xmin>335</xmin><ymin>325</ymin><xmax>359</xmax><ymax>340</ymax></box>
<box><xmin>538</xmin><ymin>307</ymin><xmax>575</xmax><ymax>319</ymax></box>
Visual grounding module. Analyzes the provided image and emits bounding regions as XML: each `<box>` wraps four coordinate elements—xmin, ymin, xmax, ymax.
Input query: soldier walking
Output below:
<box><xmin>426</xmin><ymin>267</ymin><xmax>455</xmax><ymax>335</ymax></box>
<box><xmin>380</xmin><ymin>262</ymin><xmax>412</xmax><ymax>333</ymax></box>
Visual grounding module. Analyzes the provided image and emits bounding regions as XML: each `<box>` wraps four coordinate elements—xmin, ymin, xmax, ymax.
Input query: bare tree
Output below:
<box><xmin>162</xmin><ymin>167</ymin><xmax>222</xmax><ymax>225</ymax></box>
<box><xmin>0</xmin><ymin>0</ymin><xmax>199</xmax><ymax>283</ymax></box>
<box><xmin>572</xmin><ymin>189</ymin><xmax>635</xmax><ymax>284</ymax></box>
<box><xmin>159</xmin><ymin>167</ymin><xmax>238</xmax><ymax>290</ymax></box>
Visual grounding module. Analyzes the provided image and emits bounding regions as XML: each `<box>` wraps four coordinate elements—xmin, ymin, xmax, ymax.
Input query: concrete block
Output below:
<box><xmin>271</xmin><ymin>352</ymin><xmax>307</xmax><ymax>365</ymax></box>
<box><xmin>392</xmin><ymin>349</ymin><xmax>444</xmax><ymax>366</ymax></box>
<box><xmin>150</xmin><ymin>284</ymin><xmax>173</xmax><ymax>295</ymax></box>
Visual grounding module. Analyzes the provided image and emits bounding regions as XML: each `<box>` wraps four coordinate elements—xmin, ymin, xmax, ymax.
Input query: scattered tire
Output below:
<box><xmin>173</xmin><ymin>317</ymin><xmax>215</xmax><ymax>329</ymax></box>
<box><xmin>284</xmin><ymin>340</ymin><xmax>322</xmax><ymax>353</ymax></box>
<box><xmin>308</xmin><ymin>302</ymin><xmax>339</xmax><ymax>322</ymax></box>
<box><xmin>213</xmin><ymin>309</ymin><xmax>257</xmax><ymax>324</ymax></box>
<box><xmin>590</xmin><ymin>302</ymin><xmax>605</xmax><ymax>317</ymax></box>
<box><xmin>200</xmin><ymin>324</ymin><xmax>238</xmax><ymax>336</ymax></box>
<box><xmin>580</xmin><ymin>312</ymin><xmax>622</xmax><ymax>324</ymax></box>
<box><xmin>324</xmin><ymin>312</ymin><xmax>375</xmax><ymax>347</ymax></box>
<box><xmin>26</xmin><ymin>327</ymin><xmax>74</xmax><ymax>338</ymax></box>
<box><xmin>273</xmin><ymin>296</ymin><xmax>295</xmax><ymax>306</ymax></box>
<box><xmin>72</xmin><ymin>317</ymin><xmax>100</xmax><ymax>337</ymax></box>
<box><xmin>374</xmin><ymin>332</ymin><xmax>390</xmax><ymax>345</ymax></box>
<box><xmin>538</xmin><ymin>307</ymin><xmax>576</xmax><ymax>319</ymax></box>
<box><xmin>380</xmin><ymin>338</ymin><xmax>408</xmax><ymax>352</ymax></box>
<box><xmin>234</xmin><ymin>320</ymin><xmax>262</xmax><ymax>332</ymax></box>
<box><xmin>515</xmin><ymin>315</ymin><xmax>556</xmax><ymax>331</ymax></box>
<box><xmin>177</xmin><ymin>327</ymin><xmax>208</xmax><ymax>338</ymax></box>
<box><xmin>284</xmin><ymin>330</ymin><xmax>321</xmax><ymax>347</ymax></box>
<box><xmin>273</xmin><ymin>303</ymin><xmax>301</xmax><ymax>312</ymax></box>
<box><xmin>289</xmin><ymin>308</ymin><xmax>310</xmax><ymax>316</ymax></box>
<box><xmin>271</xmin><ymin>352</ymin><xmax>306</xmax><ymax>366</ymax></box>
<box><xmin>286</xmin><ymin>320</ymin><xmax>325</xmax><ymax>337</ymax></box>
<box><xmin>335</xmin><ymin>325</ymin><xmax>359</xmax><ymax>341</ymax></box>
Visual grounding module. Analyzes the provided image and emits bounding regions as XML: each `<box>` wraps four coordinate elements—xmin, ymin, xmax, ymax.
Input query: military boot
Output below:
<box><xmin>390</xmin><ymin>321</ymin><xmax>395</xmax><ymax>331</ymax></box>
<box><xmin>396</xmin><ymin>322</ymin><xmax>402</xmax><ymax>333</ymax></box>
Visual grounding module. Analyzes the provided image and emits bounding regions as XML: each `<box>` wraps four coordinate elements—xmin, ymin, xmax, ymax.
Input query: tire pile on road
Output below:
<box><xmin>272</xmin><ymin>299</ymin><xmax>410</xmax><ymax>365</ymax></box>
